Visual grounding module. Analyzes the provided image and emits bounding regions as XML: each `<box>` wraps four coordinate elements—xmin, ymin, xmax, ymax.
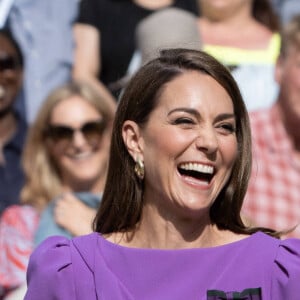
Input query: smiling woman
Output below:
<box><xmin>98</xmin><ymin>49</ymin><xmax>250</xmax><ymax>236</ymax></box>
<box><xmin>22</xmin><ymin>81</ymin><xmax>114</xmax><ymax>210</ymax></box>
<box><xmin>120</xmin><ymin>71</ymin><xmax>238</xmax><ymax>225</ymax></box>
<box><xmin>0</xmin><ymin>80</ymin><xmax>114</xmax><ymax>298</ymax></box>
<box><xmin>24</xmin><ymin>49</ymin><xmax>300</xmax><ymax>300</ymax></box>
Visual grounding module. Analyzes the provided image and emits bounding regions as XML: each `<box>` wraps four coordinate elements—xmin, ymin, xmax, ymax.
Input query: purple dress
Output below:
<box><xmin>24</xmin><ymin>231</ymin><xmax>300</xmax><ymax>300</ymax></box>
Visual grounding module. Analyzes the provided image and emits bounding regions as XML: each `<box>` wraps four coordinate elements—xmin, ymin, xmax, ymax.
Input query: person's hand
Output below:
<box><xmin>54</xmin><ymin>193</ymin><xmax>97</xmax><ymax>236</ymax></box>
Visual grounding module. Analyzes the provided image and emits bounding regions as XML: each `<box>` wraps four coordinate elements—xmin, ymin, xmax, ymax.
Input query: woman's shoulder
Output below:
<box><xmin>27</xmin><ymin>235</ymin><xmax>73</xmax><ymax>279</ymax></box>
<box><xmin>28</xmin><ymin>233</ymin><xmax>99</xmax><ymax>270</ymax></box>
<box><xmin>24</xmin><ymin>236</ymin><xmax>73</xmax><ymax>299</ymax></box>
<box><xmin>249</xmin><ymin>233</ymin><xmax>300</xmax><ymax>297</ymax></box>
<box><xmin>272</xmin><ymin>237</ymin><xmax>300</xmax><ymax>297</ymax></box>
<box><xmin>25</xmin><ymin>234</ymin><xmax>99</xmax><ymax>299</ymax></box>
<box><xmin>276</xmin><ymin>237</ymin><xmax>300</xmax><ymax>268</ymax></box>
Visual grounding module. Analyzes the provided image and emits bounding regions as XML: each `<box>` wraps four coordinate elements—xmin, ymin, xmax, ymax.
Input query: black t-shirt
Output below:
<box><xmin>77</xmin><ymin>0</ymin><xmax>198</xmax><ymax>97</ymax></box>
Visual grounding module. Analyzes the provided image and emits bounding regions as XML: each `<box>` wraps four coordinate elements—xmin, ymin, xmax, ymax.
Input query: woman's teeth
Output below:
<box><xmin>179</xmin><ymin>162</ymin><xmax>214</xmax><ymax>174</ymax></box>
<box><xmin>178</xmin><ymin>162</ymin><xmax>214</xmax><ymax>182</ymax></box>
<box><xmin>67</xmin><ymin>152</ymin><xmax>91</xmax><ymax>160</ymax></box>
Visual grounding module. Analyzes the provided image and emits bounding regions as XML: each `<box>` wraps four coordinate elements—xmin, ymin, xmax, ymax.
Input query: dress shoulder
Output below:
<box><xmin>24</xmin><ymin>236</ymin><xmax>75</xmax><ymax>300</ymax></box>
<box><xmin>272</xmin><ymin>238</ymin><xmax>300</xmax><ymax>299</ymax></box>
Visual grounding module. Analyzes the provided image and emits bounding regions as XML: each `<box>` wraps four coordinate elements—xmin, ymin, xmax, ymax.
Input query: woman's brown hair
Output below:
<box><xmin>94</xmin><ymin>48</ymin><xmax>278</xmax><ymax>237</ymax></box>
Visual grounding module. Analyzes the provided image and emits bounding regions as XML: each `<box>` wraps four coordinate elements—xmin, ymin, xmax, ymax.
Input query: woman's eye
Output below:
<box><xmin>173</xmin><ymin>118</ymin><xmax>195</xmax><ymax>125</ymax></box>
<box><xmin>218</xmin><ymin>123</ymin><xmax>236</xmax><ymax>133</ymax></box>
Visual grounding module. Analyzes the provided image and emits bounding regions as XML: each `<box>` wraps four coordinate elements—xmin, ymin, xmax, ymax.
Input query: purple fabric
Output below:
<box><xmin>24</xmin><ymin>232</ymin><xmax>300</xmax><ymax>300</ymax></box>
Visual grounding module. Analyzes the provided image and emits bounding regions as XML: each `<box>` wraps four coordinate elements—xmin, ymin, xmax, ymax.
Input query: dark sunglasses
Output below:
<box><xmin>44</xmin><ymin>120</ymin><xmax>106</xmax><ymax>145</ymax></box>
<box><xmin>0</xmin><ymin>54</ymin><xmax>20</xmax><ymax>72</ymax></box>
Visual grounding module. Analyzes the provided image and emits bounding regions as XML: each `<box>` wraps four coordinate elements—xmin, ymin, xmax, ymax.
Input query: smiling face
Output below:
<box><xmin>0</xmin><ymin>34</ymin><xmax>23</xmax><ymax>115</ymax></box>
<box><xmin>47</xmin><ymin>96</ymin><xmax>110</xmax><ymax>192</ymax></box>
<box><xmin>124</xmin><ymin>71</ymin><xmax>238</xmax><ymax>221</ymax></box>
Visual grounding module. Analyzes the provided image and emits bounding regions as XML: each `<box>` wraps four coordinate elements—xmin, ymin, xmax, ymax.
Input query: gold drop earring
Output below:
<box><xmin>134</xmin><ymin>157</ymin><xmax>145</xmax><ymax>180</ymax></box>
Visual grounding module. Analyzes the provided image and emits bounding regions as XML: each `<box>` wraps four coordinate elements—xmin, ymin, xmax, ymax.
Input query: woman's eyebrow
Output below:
<box><xmin>167</xmin><ymin>107</ymin><xmax>200</xmax><ymax>117</ymax></box>
<box><xmin>167</xmin><ymin>108</ymin><xmax>235</xmax><ymax>122</ymax></box>
<box><xmin>214</xmin><ymin>113</ymin><xmax>236</xmax><ymax>122</ymax></box>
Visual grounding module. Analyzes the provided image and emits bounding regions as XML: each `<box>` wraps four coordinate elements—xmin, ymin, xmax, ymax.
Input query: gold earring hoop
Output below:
<box><xmin>134</xmin><ymin>158</ymin><xmax>145</xmax><ymax>180</ymax></box>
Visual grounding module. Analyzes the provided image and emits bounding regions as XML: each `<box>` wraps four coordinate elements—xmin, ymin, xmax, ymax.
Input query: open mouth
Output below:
<box><xmin>178</xmin><ymin>162</ymin><xmax>215</xmax><ymax>183</ymax></box>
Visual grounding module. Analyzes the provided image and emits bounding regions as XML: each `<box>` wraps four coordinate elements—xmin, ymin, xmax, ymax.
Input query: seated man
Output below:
<box><xmin>242</xmin><ymin>15</ymin><xmax>300</xmax><ymax>237</ymax></box>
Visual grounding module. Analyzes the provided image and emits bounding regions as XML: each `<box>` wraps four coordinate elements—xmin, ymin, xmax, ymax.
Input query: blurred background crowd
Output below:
<box><xmin>0</xmin><ymin>0</ymin><xmax>300</xmax><ymax>299</ymax></box>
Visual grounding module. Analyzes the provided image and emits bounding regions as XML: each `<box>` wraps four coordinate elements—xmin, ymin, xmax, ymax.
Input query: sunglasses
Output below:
<box><xmin>45</xmin><ymin>120</ymin><xmax>106</xmax><ymax>145</ymax></box>
<box><xmin>0</xmin><ymin>54</ymin><xmax>20</xmax><ymax>72</ymax></box>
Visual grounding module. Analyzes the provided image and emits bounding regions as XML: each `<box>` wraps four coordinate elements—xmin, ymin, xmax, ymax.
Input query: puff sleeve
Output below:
<box><xmin>24</xmin><ymin>236</ymin><xmax>75</xmax><ymax>300</ymax></box>
<box><xmin>272</xmin><ymin>238</ymin><xmax>300</xmax><ymax>300</ymax></box>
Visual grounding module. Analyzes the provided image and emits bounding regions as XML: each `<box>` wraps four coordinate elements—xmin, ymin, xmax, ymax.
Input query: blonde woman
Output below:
<box><xmin>0</xmin><ymin>81</ymin><xmax>114</xmax><ymax>299</ymax></box>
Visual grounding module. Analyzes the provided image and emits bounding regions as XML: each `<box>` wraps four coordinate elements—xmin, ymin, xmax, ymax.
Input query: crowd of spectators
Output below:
<box><xmin>0</xmin><ymin>0</ymin><xmax>300</xmax><ymax>298</ymax></box>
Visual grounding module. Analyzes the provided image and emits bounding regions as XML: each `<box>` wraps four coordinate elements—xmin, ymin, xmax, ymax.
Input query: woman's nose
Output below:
<box><xmin>71</xmin><ymin>130</ymin><xmax>88</xmax><ymax>148</ymax></box>
<box><xmin>195</xmin><ymin>127</ymin><xmax>218</xmax><ymax>154</ymax></box>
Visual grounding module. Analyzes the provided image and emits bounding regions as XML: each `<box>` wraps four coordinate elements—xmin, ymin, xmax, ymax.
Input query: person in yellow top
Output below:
<box><xmin>198</xmin><ymin>0</ymin><xmax>281</xmax><ymax>111</ymax></box>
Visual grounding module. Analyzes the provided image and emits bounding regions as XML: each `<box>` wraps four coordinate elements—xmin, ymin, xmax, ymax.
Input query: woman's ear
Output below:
<box><xmin>122</xmin><ymin>120</ymin><xmax>144</xmax><ymax>160</ymax></box>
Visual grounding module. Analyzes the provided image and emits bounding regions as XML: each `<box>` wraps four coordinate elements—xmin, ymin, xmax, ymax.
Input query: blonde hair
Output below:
<box><xmin>21</xmin><ymin>81</ymin><xmax>114</xmax><ymax>210</ymax></box>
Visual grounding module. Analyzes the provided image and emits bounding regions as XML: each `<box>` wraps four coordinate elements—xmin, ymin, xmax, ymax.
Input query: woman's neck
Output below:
<box><xmin>108</xmin><ymin>203</ymin><xmax>246</xmax><ymax>249</ymax></box>
<box><xmin>198</xmin><ymin>2</ymin><xmax>273</xmax><ymax>49</ymax></box>
<box><xmin>199</xmin><ymin>16</ymin><xmax>273</xmax><ymax>49</ymax></box>
<box><xmin>63</xmin><ymin>176</ymin><xmax>105</xmax><ymax>195</ymax></box>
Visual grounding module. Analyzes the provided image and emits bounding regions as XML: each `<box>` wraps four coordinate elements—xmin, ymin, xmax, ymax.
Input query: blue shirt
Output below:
<box><xmin>0</xmin><ymin>115</ymin><xmax>27</xmax><ymax>216</ymax></box>
<box><xmin>7</xmin><ymin>0</ymin><xmax>79</xmax><ymax>123</ymax></box>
